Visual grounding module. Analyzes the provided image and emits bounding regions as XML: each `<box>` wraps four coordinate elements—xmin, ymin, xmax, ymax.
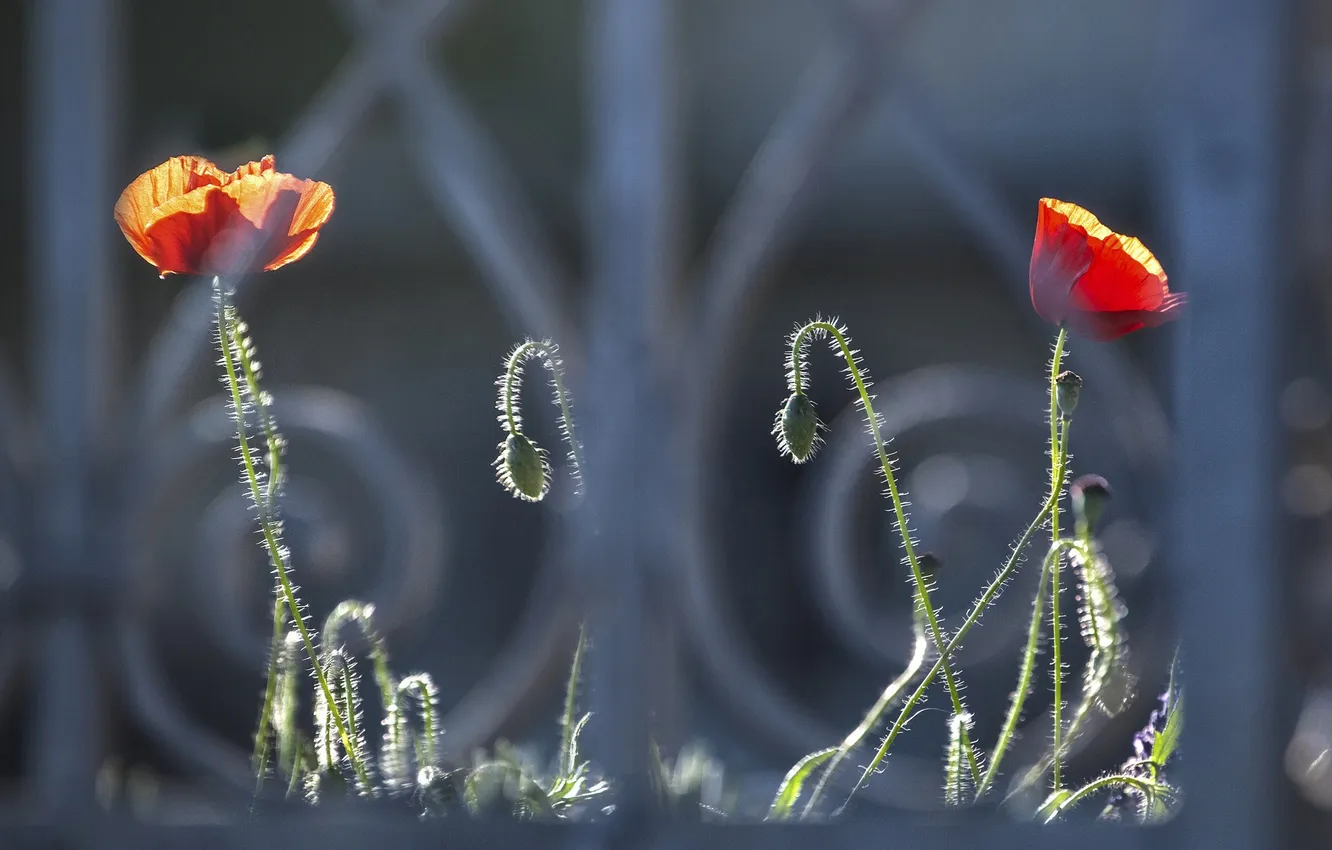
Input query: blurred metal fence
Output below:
<box><xmin>6</xmin><ymin>0</ymin><xmax>1293</xmax><ymax>846</ymax></box>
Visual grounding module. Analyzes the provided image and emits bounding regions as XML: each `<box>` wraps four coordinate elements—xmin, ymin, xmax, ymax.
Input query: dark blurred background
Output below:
<box><xmin>0</xmin><ymin>0</ymin><xmax>1325</xmax><ymax>844</ymax></box>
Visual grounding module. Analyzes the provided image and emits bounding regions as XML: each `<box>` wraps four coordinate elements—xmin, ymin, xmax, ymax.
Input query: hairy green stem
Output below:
<box><xmin>340</xmin><ymin>662</ymin><xmax>359</xmax><ymax>750</ymax></box>
<box><xmin>286</xmin><ymin>741</ymin><xmax>308</xmax><ymax>799</ymax></box>
<box><xmin>251</xmin><ymin>594</ymin><xmax>288</xmax><ymax>806</ymax></box>
<box><xmin>1041</xmin><ymin>773</ymin><xmax>1161</xmax><ymax>822</ymax></box>
<box><xmin>503</xmin><ymin>340</ymin><xmax>584</xmax><ymax>476</ymax></box>
<box><xmin>791</xmin><ymin>320</ymin><xmax>979</xmax><ymax>785</ymax></box>
<box><xmin>1024</xmin><ymin>536</ymin><xmax>1127</xmax><ymax>794</ymax></box>
<box><xmin>240</xmin><ymin>312</ymin><xmax>288</xmax><ymax>800</ymax></box>
<box><xmin>213</xmin><ymin>278</ymin><xmax>371</xmax><ymax>790</ymax></box>
<box><xmin>977</xmin><ymin>539</ymin><xmax>1076</xmax><ymax>796</ymax></box>
<box><xmin>233</xmin><ymin>318</ymin><xmax>284</xmax><ymax>514</ymax></box>
<box><xmin>799</xmin><ymin>619</ymin><xmax>929</xmax><ymax>818</ymax></box>
<box><xmin>1060</xmin><ymin>542</ymin><xmax>1108</xmax><ymax>751</ymax></box>
<box><xmin>840</xmin><ymin>483</ymin><xmax>1060</xmax><ymax>811</ymax></box>
<box><xmin>1048</xmin><ymin>328</ymin><xmax>1069</xmax><ymax>791</ymax></box>
<box><xmin>410</xmin><ymin>677</ymin><xmax>437</xmax><ymax>769</ymax></box>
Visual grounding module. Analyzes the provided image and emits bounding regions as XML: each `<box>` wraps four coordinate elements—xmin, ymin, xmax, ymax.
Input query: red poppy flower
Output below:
<box><xmin>114</xmin><ymin>155</ymin><xmax>334</xmax><ymax>277</ymax></box>
<box><xmin>1029</xmin><ymin>198</ymin><xmax>1185</xmax><ymax>341</ymax></box>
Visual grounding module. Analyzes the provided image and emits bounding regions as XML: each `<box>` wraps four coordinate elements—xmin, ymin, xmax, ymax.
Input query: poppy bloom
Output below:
<box><xmin>1029</xmin><ymin>198</ymin><xmax>1185</xmax><ymax>341</ymax></box>
<box><xmin>114</xmin><ymin>154</ymin><xmax>334</xmax><ymax>277</ymax></box>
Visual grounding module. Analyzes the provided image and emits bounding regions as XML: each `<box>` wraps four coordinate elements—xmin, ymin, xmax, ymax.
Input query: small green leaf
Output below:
<box><xmin>1152</xmin><ymin>656</ymin><xmax>1185</xmax><ymax>771</ymax></box>
<box><xmin>767</xmin><ymin>747</ymin><xmax>838</xmax><ymax>820</ymax></box>
<box><xmin>1037</xmin><ymin>788</ymin><xmax>1074</xmax><ymax>823</ymax></box>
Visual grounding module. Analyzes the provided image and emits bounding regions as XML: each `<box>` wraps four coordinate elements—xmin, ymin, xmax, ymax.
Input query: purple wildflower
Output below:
<box><xmin>1102</xmin><ymin>684</ymin><xmax>1179</xmax><ymax>819</ymax></box>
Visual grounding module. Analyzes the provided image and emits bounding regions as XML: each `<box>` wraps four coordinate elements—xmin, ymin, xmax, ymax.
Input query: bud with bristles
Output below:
<box><xmin>775</xmin><ymin>392</ymin><xmax>822</xmax><ymax>463</ymax></box>
<box><xmin>1070</xmin><ymin>474</ymin><xmax>1112</xmax><ymax>531</ymax></box>
<box><xmin>1055</xmin><ymin>370</ymin><xmax>1083</xmax><ymax>419</ymax></box>
<box><xmin>496</xmin><ymin>433</ymin><xmax>549</xmax><ymax>502</ymax></box>
<box><xmin>416</xmin><ymin>765</ymin><xmax>454</xmax><ymax>818</ymax></box>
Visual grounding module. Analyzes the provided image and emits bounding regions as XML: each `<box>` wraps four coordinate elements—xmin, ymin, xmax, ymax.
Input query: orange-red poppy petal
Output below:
<box><xmin>1029</xmin><ymin>198</ymin><xmax>1184</xmax><ymax>341</ymax></box>
<box><xmin>140</xmin><ymin>184</ymin><xmax>247</xmax><ymax>276</ymax></box>
<box><xmin>264</xmin><ymin>231</ymin><xmax>323</xmax><ymax>272</ymax></box>
<box><xmin>114</xmin><ymin>155</ymin><xmax>228</xmax><ymax>266</ymax></box>
<box><xmin>263</xmin><ymin>180</ymin><xmax>335</xmax><ymax>270</ymax></box>
<box><xmin>218</xmin><ymin>171</ymin><xmax>335</xmax><ymax>271</ymax></box>
<box><xmin>226</xmin><ymin>154</ymin><xmax>276</xmax><ymax>182</ymax></box>
<box><xmin>1039</xmin><ymin>199</ymin><xmax>1170</xmax><ymax>312</ymax></box>
<box><xmin>1030</xmin><ymin>215</ymin><xmax>1093</xmax><ymax>326</ymax></box>
<box><xmin>288</xmin><ymin>179</ymin><xmax>335</xmax><ymax>235</ymax></box>
<box><xmin>116</xmin><ymin>155</ymin><xmax>334</xmax><ymax>276</ymax></box>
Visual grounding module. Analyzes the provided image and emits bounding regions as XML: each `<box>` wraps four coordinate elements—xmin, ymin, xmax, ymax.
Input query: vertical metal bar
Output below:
<box><xmin>25</xmin><ymin>0</ymin><xmax>118</xmax><ymax>815</ymax></box>
<box><xmin>1160</xmin><ymin>0</ymin><xmax>1292</xmax><ymax>847</ymax></box>
<box><xmin>581</xmin><ymin>0</ymin><xmax>678</xmax><ymax>829</ymax></box>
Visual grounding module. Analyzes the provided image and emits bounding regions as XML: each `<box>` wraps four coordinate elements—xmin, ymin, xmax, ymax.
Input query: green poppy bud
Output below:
<box><xmin>777</xmin><ymin>392</ymin><xmax>821</xmax><ymax>463</ymax></box>
<box><xmin>416</xmin><ymin>765</ymin><xmax>453</xmax><ymax>817</ymax></box>
<box><xmin>1070</xmin><ymin>474</ymin><xmax>1112</xmax><ymax>531</ymax></box>
<box><xmin>1055</xmin><ymin>370</ymin><xmax>1083</xmax><ymax>419</ymax></box>
<box><xmin>497</xmin><ymin>433</ymin><xmax>548</xmax><ymax>501</ymax></box>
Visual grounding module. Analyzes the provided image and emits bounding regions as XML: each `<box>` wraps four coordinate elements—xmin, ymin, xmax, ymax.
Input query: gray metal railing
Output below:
<box><xmin>6</xmin><ymin>0</ymin><xmax>1295</xmax><ymax>846</ymax></box>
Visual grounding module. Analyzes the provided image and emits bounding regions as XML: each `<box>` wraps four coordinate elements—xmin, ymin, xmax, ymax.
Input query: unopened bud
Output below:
<box><xmin>778</xmin><ymin>392</ymin><xmax>821</xmax><ymax>463</ymax></box>
<box><xmin>416</xmin><ymin>765</ymin><xmax>453</xmax><ymax>818</ymax></box>
<box><xmin>1069</xmin><ymin>474</ymin><xmax>1112</xmax><ymax>530</ymax></box>
<box><xmin>1055</xmin><ymin>370</ymin><xmax>1083</xmax><ymax>419</ymax></box>
<box><xmin>498</xmin><ymin>433</ymin><xmax>548</xmax><ymax>501</ymax></box>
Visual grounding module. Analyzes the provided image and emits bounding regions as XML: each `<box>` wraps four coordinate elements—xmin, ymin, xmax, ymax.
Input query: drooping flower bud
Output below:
<box><xmin>497</xmin><ymin>433</ymin><xmax>548</xmax><ymax>501</ymax></box>
<box><xmin>1069</xmin><ymin>474</ymin><xmax>1112</xmax><ymax>531</ymax></box>
<box><xmin>416</xmin><ymin>765</ymin><xmax>453</xmax><ymax>818</ymax></box>
<box><xmin>777</xmin><ymin>392</ymin><xmax>821</xmax><ymax>463</ymax></box>
<box><xmin>1055</xmin><ymin>370</ymin><xmax>1083</xmax><ymax>419</ymax></box>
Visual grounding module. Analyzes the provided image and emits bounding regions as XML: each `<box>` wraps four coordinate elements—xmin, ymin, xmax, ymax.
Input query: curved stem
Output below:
<box><xmin>340</xmin><ymin>662</ymin><xmax>359</xmax><ymax>751</ymax></box>
<box><xmin>502</xmin><ymin>339</ymin><xmax>584</xmax><ymax>482</ymax></box>
<box><xmin>799</xmin><ymin>619</ymin><xmax>929</xmax><ymax>818</ymax></box>
<box><xmin>1041</xmin><ymin>773</ymin><xmax>1161</xmax><ymax>822</ymax></box>
<box><xmin>840</xmin><ymin>485</ymin><xmax>1060</xmax><ymax>811</ymax></box>
<box><xmin>241</xmin><ymin>325</ymin><xmax>286</xmax><ymax>802</ymax></box>
<box><xmin>412</xmin><ymin>678</ymin><xmax>437</xmax><ymax>768</ymax></box>
<box><xmin>1047</xmin><ymin>328</ymin><xmax>1069</xmax><ymax>791</ymax></box>
<box><xmin>502</xmin><ymin>343</ymin><xmax>527</xmax><ymax>436</ymax></box>
<box><xmin>251</xmin><ymin>594</ymin><xmax>288</xmax><ymax>807</ymax></box>
<box><xmin>1061</xmin><ymin>532</ymin><xmax>1107</xmax><ymax>751</ymax></box>
<box><xmin>213</xmin><ymin>278</ymin><xmax>371</xmax><ymax>790</ymax></box>
<box><xmin>977</xmin><ymin>539</ymin><xmax>1076</xmax><ymax>797</ymax></box>
<box><xmin>790</xmin><ymin>320</ymin><xmax>980</xmax><ymax>785</ymax></box>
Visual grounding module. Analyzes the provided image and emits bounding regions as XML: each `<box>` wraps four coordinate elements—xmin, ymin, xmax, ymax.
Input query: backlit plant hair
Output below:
<box><xmin>772</xmin><ymin>316</ymin><xmax>982</xmax><ymax>788</ymax></box>
<box><xmin>212</xmin><ymin>278</ymin><xmax>371</xmax><ymax>794</ymax></box>
<box><xmin>493</xmin><ymin>339</ymin><xmax>583</xmax><ymax>502</ymax></box>
<box><xmin>768</xmin><ymin>313</ymin><xmax>1163</xmax><ymax>820</ymax></box>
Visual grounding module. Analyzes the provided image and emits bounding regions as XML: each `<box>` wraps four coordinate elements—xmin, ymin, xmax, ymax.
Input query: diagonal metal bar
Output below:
<box><xmin>134</xmin><ymin>0</ymin><xmax>466</xmax><ymax>430</ymax></box>
<box><xmin>888</xmin><ymin>82</ymin><xmax>1173</xmax><ymax>466</ymax></box>
<box><xmin>690</xmin><ymin>0</ymin><xmax>931</xmax><ymax>365</ymax></box>
<box><xmin>282</xmin><ymin>0</ymin><xmax>468</xmax><ymax>175</ymax></box>
<box><xmin>677</xmin><ymin>0</ymin><xmax>936</xmax><ymax>765</ymax></box>
<box><xmin>340</xmin><ymin>0</ymin><xmax>579</xmax><ymax>360</ymax></box>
